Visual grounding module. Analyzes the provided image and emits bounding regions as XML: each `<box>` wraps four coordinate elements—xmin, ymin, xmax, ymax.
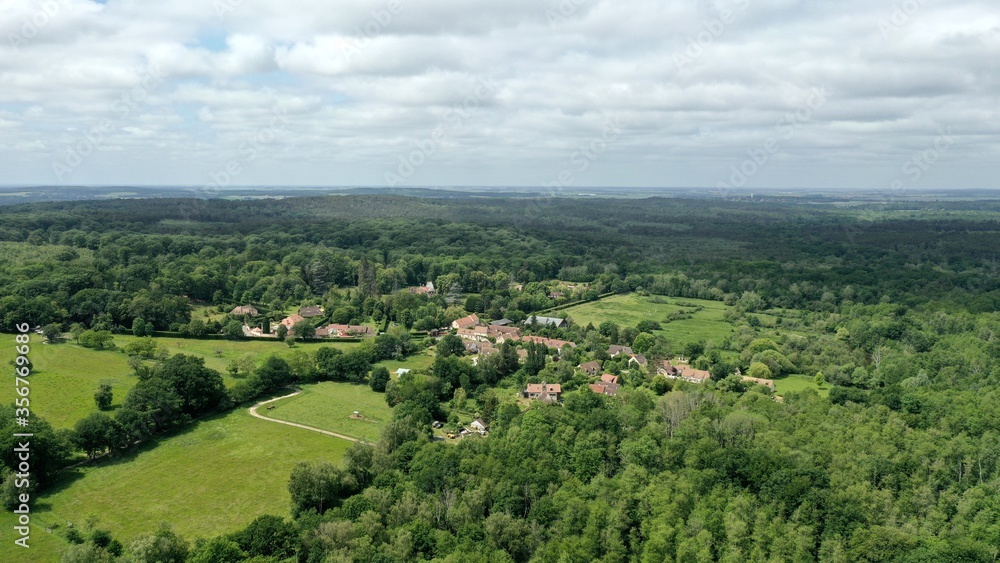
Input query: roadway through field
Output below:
<box><xmin>248</xmin><ymin>388</ymin><xmax>360</xmax><ymax>443</ymax></box>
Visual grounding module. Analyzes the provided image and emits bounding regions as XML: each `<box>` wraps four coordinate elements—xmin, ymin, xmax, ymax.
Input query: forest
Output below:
<box><xmin>1</xmin><ymin>192</ymin><xmax>999</xmax><ymax>562</ymax></box>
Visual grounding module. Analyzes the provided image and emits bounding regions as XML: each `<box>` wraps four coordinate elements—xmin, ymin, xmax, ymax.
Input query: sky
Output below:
<box><xmin>1</xmin><ymin>0</ymin><xmax>998</xmax><ymax>191</ymax></box>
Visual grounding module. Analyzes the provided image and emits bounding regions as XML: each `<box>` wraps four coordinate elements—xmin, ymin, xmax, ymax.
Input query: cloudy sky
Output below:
<box><xmin>1</xmin><ymin>0</ymin><xmax>998</xmax><ymax>190</ymax></box>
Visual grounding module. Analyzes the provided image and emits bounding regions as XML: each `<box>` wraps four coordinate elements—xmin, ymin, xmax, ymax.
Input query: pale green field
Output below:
<box><xmin>266</xmin><ymin>381</ymin><xmax>394</xmax><ymax>442</ymax></box>
<box><xmin>0</xmin><ymin>340</ymin><xmax>134</xmax><ymax>430</ymax></box>
<box><xmin>774</xmin><ymin>374</ymin><xmax>829</xmax><ymax>397</ymax></box>
<box><xmin>113</xmin><ymin>335</ymin><xmax>362</xmax><ymax>380</ymax></box>
<box><xmin>560</xmin><ymin>294</ymin><xmax>736</xmax><ymax>349</ymax></box>
<box><xmin>375</xmin><ymin>348</ymin><xmax>435</xmax><ymax>375</ymax></box>
<box><xmin>0</xmin><ymin>409</ymin><xmax>350</xmax><ymax>562</ymax></box>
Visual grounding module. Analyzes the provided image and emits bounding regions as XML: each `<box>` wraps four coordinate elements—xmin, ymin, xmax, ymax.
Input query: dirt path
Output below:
<box><xmin>248</xmin><ymin>387</ymin><xmax>359</xmax><ymax>443</ymax></box>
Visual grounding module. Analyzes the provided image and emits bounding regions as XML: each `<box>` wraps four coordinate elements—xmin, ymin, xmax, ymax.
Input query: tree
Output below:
<box><xmin>123</xmin><ymin>524</ymin><xmax>189</xmax><ymax>563</ymax></box>
<box><xmin>122</xmin><ymin>376</ymin><xmax>185</xmax><ymax>431</ymax></box>
<box><xmin>524</xmin><ymin>342</ymin><xmax>547</xmax><ymax>376</ymax></box>
<box><xmin>154</xmin><ymin>354</ymin><xmax>227</xmax><ymax>416</ymax></box>
<box><xmin>314</xmin><ymin>347</ymin><xmax>344</xmax><ymax>380</ymax></box>
<box><xmin>598</xmin><ymin>321</ymin><xmax>620</xmax><ymax>344</ymax></box>
<box><xmin>637</xmin><ymin>320</ymin><xmax>661</xmax><ymax>333</ymax></box>
<box><xmin>42</xmin><ymin>323</ymin><xmax>63</xmax><ymax>343</ymax></box>
<box><xmin>632</xmin><ymin>333</ymin><xmax>656</xmax><ymax>355</ymax></box>
<box><xmin>255</xmin><ymin>356</ymin><xmax>293</xmax><ymax>392</ymax></box>
<box><xmin>748</xmin><ymin>362</ymin><xmax>773</xmax><ymax>380</ymax></box>
<box><xmin>288</xmin><ymin>461</ymin><xmax>354</xmax><ymax>516</ymax></box>
<box><xmin>335</xmin><ymin>350</ymin><xmax>372</xmax><ymax>383</ymax></box>
<box><xmin>74</xmin><ymin>412</ymin><xmax>116</xmax><ymax>458</ymax></box>
<box><xmin>275</xmin><ymin>323</ymin><xmax>288</xmax><ymax>340</ymax></box>
<box><xmin>227</xmin><ymin>355</ymin><xmax>256</xmax><ymax>379</ymax></box>
<box><xmin>284</xmin><ymin>335</ymin><xmax>296</xmax><ymax>348</ymax></box>
<box><xmin>223</xmin><ymin>320</ymin><xmax>243</xmax><ymax>340</ymax></box>
<box><xmin>815</xmin><ymin>371</ymin><xmax>826</xmax><ymax>387</ymax></box>
<box><xmin>79</xmin><ymin>330</ymin><xmax>114</xmax><ymax>349</ymax></box>
<box><xmin>370</xmin><ymin>366</ymin><xmax>391</xmax><ymax>392</ymax></box>
<box><xmin>188</xmin><ymin>538</ymin><xmax>245</xmax><ymax>563</ymax></box>
<box><xmin>229</xmin><ymin>515</ymin><xmax>298</xmax><ymax>559</ymax></box>
<box><xmin>131</xmin><ymin>317</ymin><xmax>153</xmax><ymax>337</ymax></box>
<box><xmin>436</xmin><ymin>334</ymin><xmax>466</xmax><ymax>358</ymax></box>
<box><xmin>292</xmin><ymin>318</ymin><xmax>315</xmax><ymax>340</ymax></box>
<box><xmin>94</xmin><ymin>383</ymin><xmax>113</xmax><ymax>411</ymax></box>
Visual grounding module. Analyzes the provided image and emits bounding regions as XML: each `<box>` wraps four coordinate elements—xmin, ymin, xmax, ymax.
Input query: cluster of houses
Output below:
<box><xmin>235</xmin><ymin>305</ymin><xmax>375</xmax><ymax>339</ymax></box>
<box><xmin>452</xmin><ymin>314</ymin><xmax>578</xmax><ymax>361</ymax></box>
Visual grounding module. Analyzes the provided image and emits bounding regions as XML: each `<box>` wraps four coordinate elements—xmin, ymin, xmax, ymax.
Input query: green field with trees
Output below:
<box><xmin>0</xmin><ymin>409</ymin><xmax>351</xmax><ymax>561</ymax></box>
<box><xmin>1</xmin><ymin>192</ymin><xmax>999</xmax><ymax>561</ymax></box>
<box><xmin>560</xmin><ymin>293</ymin><xmax>736</xmax><ymax>349</ymax></box>
<box><xmin>265</xmin><ymin>381</ymin><xmax>395</xmax><ymax>442</ymax></box>
<box><xmin>0</xmin><ymin>340</ymin><xmax>133</xmax><ymax>429</ymax></box>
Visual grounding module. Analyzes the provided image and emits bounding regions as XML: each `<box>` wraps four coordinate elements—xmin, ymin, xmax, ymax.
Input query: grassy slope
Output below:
<box><xmin>0</xmin><ymin>408</ymin><xmax>350</xmax><ymax>561</ymax></box>
<box><xmin>112</xmin><ymin>335</ymin><xmax>362</xmax><ymax>383</ymax></box>
<box><xmin>266</xmin><ymin>382</ymin><xmax>394</xmax><ymax>442</ymax></box>
<box><xmin>0</xmin><ymin>340</ymin><xmax>134</xmax><ymax>430</ymax></box>
<box><xmin>561</xmin><ymin>294</ymin><xmax>736</xmax><ymax>349</ymax></box>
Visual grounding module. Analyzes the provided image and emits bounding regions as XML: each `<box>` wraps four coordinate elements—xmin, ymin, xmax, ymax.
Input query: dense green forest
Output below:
<box><xmin>2</xmin><ymin>193</ymin><xmax>1000</xmax><ymax>562</ymax></box>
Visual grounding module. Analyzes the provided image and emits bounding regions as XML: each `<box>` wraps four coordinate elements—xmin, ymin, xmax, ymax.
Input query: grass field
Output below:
<box><xmin>560</xmin><ymin>294</ymin><xmax>736</xmax><ymax>349</ymax></box>
<box><xmin>774</xmin><ymin>374</ymin><xmax>829</xmax><ymax>397</ymax></box>
<box><xmin>113</xmin><ymin>335</ymin><xmax>363</xmax><ymax>384</ymax></box>
<box><xmin>0</xmin><ymin>408</ymin><xmax>351</xmax><ymax>562</ymax></box>
<box><xmin>375</xmin><ymin>348</ymin><xmax>435</xmax><ymax>375</ymax></box>
<box><xmin>266</xmin><ymin>381</ymin><xmax>394</xmax><ymax>442</ymax></box>
<box><xmin>0</xmin><ymin>340</ymin><xmax>134</xmax><ymax>430</ymax></box>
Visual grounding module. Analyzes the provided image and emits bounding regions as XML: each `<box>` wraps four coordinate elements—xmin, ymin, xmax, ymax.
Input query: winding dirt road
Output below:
<box><xmin>247</xmin><ymin>387</ymin><xmax>359</xmax><ymax>443</ymax></box>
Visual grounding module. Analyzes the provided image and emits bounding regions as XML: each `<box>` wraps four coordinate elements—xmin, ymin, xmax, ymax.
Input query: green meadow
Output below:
<box><xmin>0</xmin><ymin>409</ymin><xmax>351</xmax><ymax>562</ymax></box>
<box><xmin>560</xmin><ymin>294</ymin><xmax>736</xmax><ymax>349</ymax></box>
<box><xmin>0</xmin><ymin>340</ymin><xmax>133</xmax><ymax>430</ymax></box>
<box><xmin>265</xmin><ymin>381</ymin><xmax>394</xmax><ymax>442</ymax></box>
<box><xmin>113</xmin><ymin>335</ymin><xmax>363</xmax><ymax>381</ymax></box>
<box><xmin>774</xmin><ymin>374</ymin><xmax>830</xmax><ymax>397</ymax></box>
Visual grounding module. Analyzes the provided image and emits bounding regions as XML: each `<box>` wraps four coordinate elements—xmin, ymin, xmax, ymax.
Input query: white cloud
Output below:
<box><xmin>0</xmin><ymin>0</ymin><xmax>997</xmax><ymax>188</ymax></box>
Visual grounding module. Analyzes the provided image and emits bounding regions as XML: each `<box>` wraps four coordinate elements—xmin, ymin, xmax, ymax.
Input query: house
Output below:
<box><xmin>678</xmin><ymin>365</ymin><xmax>712</xmax><ymax>384</ymax></box>
<box><xmin>457</xmin><ymin>327</ymin><xmax>490</xmax><ymax>342</ymax></box>
<box><xmin>523</xmin><ymin>382</ymin><xmax>562</xmax><ymax>403</ymax></box>
<box><xmin>517</xmin><ymin>349</ymin><xmax>529</xmax><ymax>362</ymax></box>
<box><xmin>298</xmin><ymin>306</ymin><xmax>325</xmax><ymax>318</ymax></box>
<box><xmin>656</xmin><ymin>360</ymin><xmax>679</xmax><ymax>377</ymax></box>
<box><xmin>490</xmin><ymin>319</ymin><xmax>513</xmax><ymax>326</ymax></box>
<box><xmin>548</xmin><ymin>291</ymin><xmax>564</xmax><ymax>299</ymax></box>
<box><xmin>242</xmin><ymin>324</ymin><xmax>266</xmax><ymax>337</ymax></box>
<box><xmin>470</xmin><ymin>419</ymin><xmax>489</xmax><ymax>433</ymax></box>
<box><xmin>608</xmin><ymin>345</ymin><xmax>634</xmax><ymax>357</ymax></box>
<box><xmin>465</xmin><ymin>341</ymin><xmax>498</xmax><ymax>358</ymax></box>
<box><xmin>488</xmin><ymin>325</ymin><xmax>522</xmax><ymax>339</ymax></box>
<box><xmin>396</xmin><ymin>368</ymin><xmax>411</xmax><ymax>376</ymax></box>
<box><xmin>324</xmin><ymin>324</ymin><xmax>374</xmax><ymax>338</ymax></box>
<box><xmin>231</xmin><ymin>305</ymin><xmax>259</xmax><ymax>317</ymax></box>
<box><xmin>589</xmin><ymin>381</ymin><xmax>620</xmax><ymax>396</ymax></box>
<box><xmin>457</xmin><ymin>325</ymin><xmax>521</xmax><ymax>342</ymax></box>
<box><xmin>523</xmin><ymin>316</ymin><xmax>567</xmax><ymax>328</ymax></box>
<box><xmin>628</xmin><ymin>353</ymin><xmax>648</xmax><ymax>368</ymax></box>
<box><xmin>452</xmin><ymin>313</ymin><xmax>480</xmax><ymax>330</ymax></box>
<box><xmin>277</xmin><ymin>314</ymin><xmax>305</xmax><ymax>333</ymax></box>
<box><xmin>742</xmin><ymin>376</ymin><xmax>776</xmax><ymax>390</ymax></box>
<box><xmin>579</xmin><ymin>361</ymin><xmax>602</xmax><ymax>376</ymax></box>
<box><xmin>409</xmin><ymin>281</ymin><xmax>436</xmax><ymax>296</ymax></box>
<box><xmin>601</xmin><ymin>373</ymin><xmax>620</xmax><ymax>385</ymax></box>
<box><xmin>520</xmin><ymin>335</ymin><xmax>576</xmax><ymax>352</ymax></box>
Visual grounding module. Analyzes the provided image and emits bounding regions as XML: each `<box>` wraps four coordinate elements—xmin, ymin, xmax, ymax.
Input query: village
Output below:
<box><xmin>230</xmin><ymin>288</ymin><xmax>776</xmax><ymax>434</ymax></box>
